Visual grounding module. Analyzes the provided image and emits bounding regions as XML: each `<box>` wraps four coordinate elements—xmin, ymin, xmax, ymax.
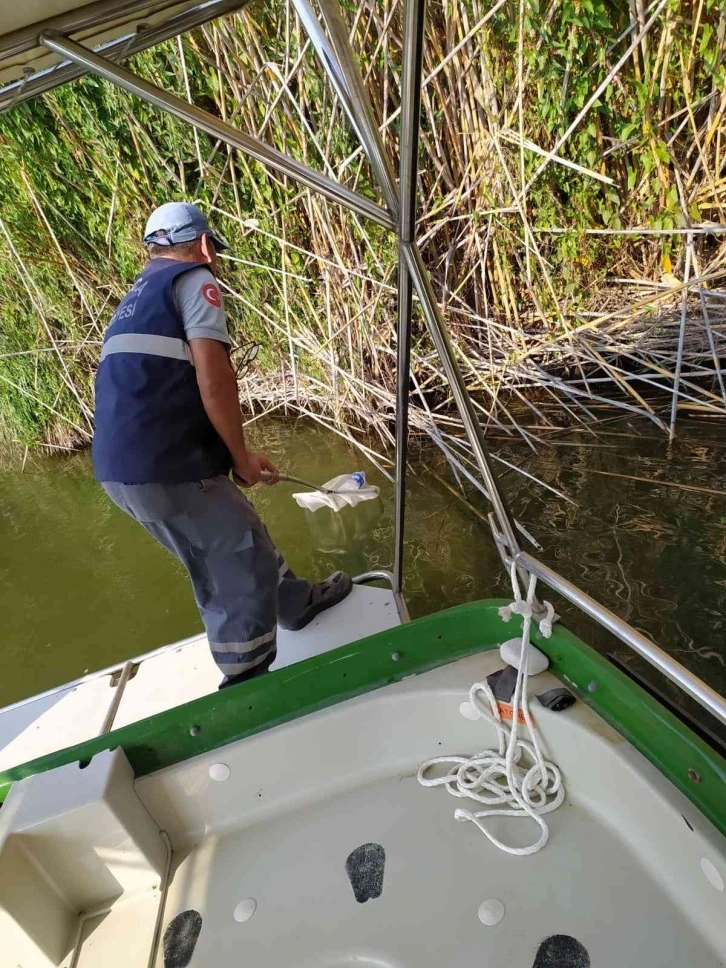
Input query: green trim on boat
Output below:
<box><xmin>1</xmin><ymin>601</ymin><xmax>724</xmax><ymax>836</ymax></box>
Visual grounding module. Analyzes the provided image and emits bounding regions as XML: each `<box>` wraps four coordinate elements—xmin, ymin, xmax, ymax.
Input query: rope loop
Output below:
<box><xmin>418</xmin><ymin>565</ymin><xmax>564</xmax><ymax>856</ymax></box>
<box><xmin>498</xmin><ymin>562</ymin><xmax>554</xmax><ymax>638</ymax></box>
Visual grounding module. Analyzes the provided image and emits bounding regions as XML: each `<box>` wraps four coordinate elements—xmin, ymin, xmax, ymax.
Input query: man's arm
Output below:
<box><xmin>188</xmin><ymin>337</ymin><xmax>278</xmax><ymax>485</ymax></box>
<box><xmin>175</xmin><ymin>267</ymin><xmax>277</xmax><ymax>485</ymax></box>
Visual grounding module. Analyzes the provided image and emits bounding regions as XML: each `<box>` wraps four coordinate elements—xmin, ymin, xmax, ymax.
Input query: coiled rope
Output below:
<box><xmin>417</xmin><ymin>563</ymin><xmax>564</xmax><ymax>856</ymax></box>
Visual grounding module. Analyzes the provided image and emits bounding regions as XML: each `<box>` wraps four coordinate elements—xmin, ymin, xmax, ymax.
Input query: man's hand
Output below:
<box><xmin>257</xmin><ymin>453</ymin><xmax>280</xmax><ymax>485</ymax></box>
<box><xmin>233</xmin><ymin>451</ymin><xmax>279</xmax><ymax>486</ymax></box>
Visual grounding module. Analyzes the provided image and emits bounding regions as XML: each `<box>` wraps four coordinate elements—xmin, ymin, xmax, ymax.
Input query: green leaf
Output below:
<box><xmin>654</xmin><ymin>140</ymin><xmax>671</xmax><ymax>164</ymax></box>
<box><xmin>700</xmin><ymin>23</ymin><xmax>714</xmax><ymax>57</ymax></box>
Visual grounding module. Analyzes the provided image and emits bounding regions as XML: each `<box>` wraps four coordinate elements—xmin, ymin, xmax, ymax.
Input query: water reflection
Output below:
<box><xmin>490</xmin><ymin>419</ymin><xmax>726</xmax><ymax>738</ymax></box>
<box><xmin>0</xmin><ymin>414</ymin><xmax>725</xmax><ymax>741</ymax></box>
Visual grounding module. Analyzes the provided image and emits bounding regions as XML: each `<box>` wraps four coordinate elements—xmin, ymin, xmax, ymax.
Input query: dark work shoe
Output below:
<box><xmin>283</xmin><ymin>571</ymin><xmax>353</xmax><ymax>632</ymax></box>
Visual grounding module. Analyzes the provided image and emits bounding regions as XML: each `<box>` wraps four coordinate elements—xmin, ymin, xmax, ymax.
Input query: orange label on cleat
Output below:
<box><xmin>497</xmin><ymin>702</ymin><xmax>529</xmax><ymax>726</ymax></box>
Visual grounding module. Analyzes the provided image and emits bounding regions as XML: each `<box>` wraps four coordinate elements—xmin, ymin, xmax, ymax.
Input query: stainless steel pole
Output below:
<box><xmin>303</xmin><ymin>0</ymin><xmax>523</xmax><ymax>565</ymax></box>
<box><xmin>399</xmin><ymin>0</ymin><xmax>426</xmax><ymax>247</ymax></box>
<box><xmin>291</xmin><ymin>0</ymin><xmax>381</xmax><ymax>178</ymax></box>
<box><xmin>393</xmin><ymin>0</ymin><xmax>426</xmax><ymax>596</ymax></box>
<box><xmin>313</xmin><ymin>0</ymin><xmax>400</xmax><ymax>216</ymax></box>
<box><xmin>669</xmin><ymin>231</ymin><xmax>693</xmax><ymax>440</ymax></box>
<box><xmin>99</xmin><ymin>660</ymin><xmax>134</xmax><ymax>734</ymax></box>
<box><xmin>39</xmin><ymin>31</ymin><xmax>394</xmax><ymax>231</ymax></box>
<box><xmin>393</xmin><ymin>252</ymin><xmax>413</xmax><ymax>595</ymax></box>
<box><xmin>353</xmin><ymin>570</ymin><xmax>410</xmax><ymax>622</ymax></box>
<box><xmin>517</xmin><ymin>550</ymin><xmax>726</xmax><ymax>727</ymax></box>
<box><xmin>403</xmin><ymin>243</ymin><xmax>523</xmax><ymax>558</ymax></box>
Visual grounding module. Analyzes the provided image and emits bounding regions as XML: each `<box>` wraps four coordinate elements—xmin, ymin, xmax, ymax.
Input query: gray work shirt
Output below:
<box><xmin>173</xmin><ymin>266</ymin><xmax>230</xmax><ymax>345</ymax></box>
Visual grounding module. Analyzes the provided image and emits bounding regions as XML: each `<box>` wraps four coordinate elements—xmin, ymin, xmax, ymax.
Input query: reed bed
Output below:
<box><xmin>0</xmin><ymin>0</ymin><xmax>725</xmax><ymax>486</ymax></box>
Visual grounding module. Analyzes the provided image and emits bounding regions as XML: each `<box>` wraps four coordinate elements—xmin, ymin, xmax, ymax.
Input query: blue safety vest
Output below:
<box><xmin>92</xmin><ymin>258</ymin><xmax>231</xmax><ymax>483</ymax></box>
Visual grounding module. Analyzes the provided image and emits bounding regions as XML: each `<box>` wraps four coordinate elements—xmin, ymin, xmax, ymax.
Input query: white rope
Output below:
<box><xmin>418</xmin><ymin>564</ymin><xmax>564</xmax><ymax>856</ymax></box>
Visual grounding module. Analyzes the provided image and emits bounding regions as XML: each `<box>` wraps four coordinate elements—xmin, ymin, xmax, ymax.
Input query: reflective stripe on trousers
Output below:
<box><xmin>101</xmin><ymin>476</ymin><xmax>314</xmax><ymax>680</ymax></box>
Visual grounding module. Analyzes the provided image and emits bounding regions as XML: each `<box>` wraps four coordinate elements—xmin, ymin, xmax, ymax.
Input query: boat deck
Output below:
<box><xmin>133</xmin><ymin>652</ymin><xmax>725</xmax><ymax>968</ymax></box>
<box><xmin>0</xmin><ymin>583</ymin><xmax>399</xmax><ymax>772</ymax></box>
<box><xmin>159</xmin><ymin>776</ymin><xmax>711</xmax><ymax>967</ymax></box>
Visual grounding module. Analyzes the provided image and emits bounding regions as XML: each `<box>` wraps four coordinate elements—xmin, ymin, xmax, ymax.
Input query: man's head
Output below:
<box><xmin>143</xmin><ymin>202</ymin><xmax>228</xmax><ymax>272</ymax></box>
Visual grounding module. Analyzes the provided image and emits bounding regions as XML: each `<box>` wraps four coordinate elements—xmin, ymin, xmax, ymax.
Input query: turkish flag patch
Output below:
<box><xmin>201</xmin><ymin>282</ymin><xmax>222</xmax><ymax>307</ymax></box>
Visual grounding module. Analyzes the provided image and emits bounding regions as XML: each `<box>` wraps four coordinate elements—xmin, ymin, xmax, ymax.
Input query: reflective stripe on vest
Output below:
<box><xmin>100</xmin><ymin>332</ymin><xmax>193</xmax><ymax>364</ymax></box>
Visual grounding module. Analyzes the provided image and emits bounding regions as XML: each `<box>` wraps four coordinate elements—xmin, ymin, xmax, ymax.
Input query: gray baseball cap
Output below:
<box><xmin>143</xmin><ymin>202</ymin><xmax>229</xmax><ymax>250</ymax></box>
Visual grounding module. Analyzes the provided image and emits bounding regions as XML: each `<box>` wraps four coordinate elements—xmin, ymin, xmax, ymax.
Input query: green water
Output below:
<box><xmin>1</xmin><ymin>417</ymin><xmax>725</xmax><ymax>737</ymax></box>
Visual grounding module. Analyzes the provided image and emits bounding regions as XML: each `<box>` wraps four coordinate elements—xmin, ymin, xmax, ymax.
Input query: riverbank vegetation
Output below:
<box><xmin>0</xmin><ymin>0</ymin><xmax>724</xmax><ymax>468</ymax></box>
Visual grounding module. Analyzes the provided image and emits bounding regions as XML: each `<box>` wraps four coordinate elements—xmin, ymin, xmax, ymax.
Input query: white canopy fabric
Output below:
<box><xmin>0</xmin><ymin>0</ymin><xmax>244</xmax><ymax>97</ymax></box>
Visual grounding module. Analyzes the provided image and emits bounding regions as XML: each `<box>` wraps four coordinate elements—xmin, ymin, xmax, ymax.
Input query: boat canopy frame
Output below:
<box><xmin>0</xmin><ymin>0</ymin><xmax>725</xmax><ymax>730</ymax></box>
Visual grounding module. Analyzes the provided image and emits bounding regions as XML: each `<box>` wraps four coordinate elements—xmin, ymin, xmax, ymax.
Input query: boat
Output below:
<box><xmin>0</xmin><ymin>2</ymin><xmax>724</xmax><ymax>966</ymax></box>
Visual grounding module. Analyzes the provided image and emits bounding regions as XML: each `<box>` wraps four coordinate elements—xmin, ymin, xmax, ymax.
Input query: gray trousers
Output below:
<box><xmin>102</xmin><ymin>475</ymin><xmax>314</xmax><ymax>680</ymax></box>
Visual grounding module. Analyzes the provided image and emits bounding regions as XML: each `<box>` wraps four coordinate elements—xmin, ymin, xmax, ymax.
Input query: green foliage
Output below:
<box><xmin>461</xmin><ymin>0</ymin><xmax>723</xmax><ymax>315</ymax></box>
<box><xmin>0</xmin><ymin>0</ymin><xmax>723</xmax><ymax>446</ymax></box>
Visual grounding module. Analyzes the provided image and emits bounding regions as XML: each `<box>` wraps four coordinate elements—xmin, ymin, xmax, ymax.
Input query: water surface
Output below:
<box><xmin>1</xmin><ymin>416</ymin><xmax>724</xmax><ymax>739</ymax></box>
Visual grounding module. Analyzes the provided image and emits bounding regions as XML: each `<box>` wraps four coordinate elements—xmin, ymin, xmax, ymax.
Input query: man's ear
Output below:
<box><xmin>200</xmin><ymin>233</ymin><xmax>214</xmax><ymax>265</ymax></box>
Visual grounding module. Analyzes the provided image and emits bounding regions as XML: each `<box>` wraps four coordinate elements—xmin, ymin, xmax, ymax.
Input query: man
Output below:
<box><xmin>94</xmin><ymin>202</ymin><xmax>352</xmax><ymax>686</ymax></box>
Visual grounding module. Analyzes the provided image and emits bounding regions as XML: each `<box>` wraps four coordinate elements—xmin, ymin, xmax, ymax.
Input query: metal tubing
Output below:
<box><xmin>393</xmin><ymin>0</ymin><xmax>426</xmax><ymax>595</ymax></box>
<box><xmin>2</xmin><ymin>0</ymin><xmax>249</xmax><ymax>113</ymax></box>
<box><xmin>312</xmin><ymin>0</ymin><xmax>399</xmax><ymax>216</ymax></box>
<box><xmin>669</xmin><ymin>231</ymin><xmax>693</xmax><ymax>440</ymax></box>
<box><xmin>146</xmin><ymin>831</ymin><xmax>174</xmax><ymax>968</ymax></box>
<box><xmin>100</xmin><ymin>660</ymin><xmax>135</xmax><ymax>734</ymax></box>
<box><xmin>300</xmin><ymin>0</ymin><xmax>521</xmax><ymax>564</ymax></box>
<box><xmin>353</xmin><ymin>568</ymin><xmax>396</xmax><ymax>588</ymax></box>
<box><xmin>28</xmin><ymin>0</ymin><xmax>721</xmax><ymax>736</ymax></box>
<box><xmin>393</xmin><ymin>252</ymin><xmax>413</xmax><ymax>595</ymax></box>
<box><xmin>393</xmin><ymin>592</ymin><xmax>412</xmax><ymax>624</ymax></box>
<box><xmin>0</xmin><ymin>632</ymin><xmax>205</xmax><ymax>715</ymax></box>
<box><xmin>399</xmin><ymin>0</ymin><xmax>426</xmax><ymax>245</ymax></box>
<box><xmin>39</xmin><ymin>31</ymin><xmax>394</xmax><ymax>230</ymax></box>
<box><xmin>353</xmin><ymin>570</ymin><xmax>409</xmax><ymax>623</ymax></box>
<box><xmin>293</xmin><ymin>0</ymin><xmax>410</xmax><ymax>588</ymax></box>
<box><xmin>517</xmin><ymin>550</ymin><xmax>726</xmax><ymax>727</ymax></box>
<box><xmin>291</xmin><ymin>0</ymin><xmax>378</xmax><ymax>169</ymax></box>
<box><xmin>403</xmin><ymin>242</ymin><xmax>523</xmax><ymax>560</ymax></box>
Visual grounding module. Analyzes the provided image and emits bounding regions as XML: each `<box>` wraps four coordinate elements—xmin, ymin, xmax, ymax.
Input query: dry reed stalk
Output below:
<box><xmin>3</xmin><ymin>0</ymin><xmax>725</xmax><ymax>508</ymax></box>
<box><xmin>588</xmin><ymin>468</ymin><xmax>726</xmax><ymax>497</ymax></box>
